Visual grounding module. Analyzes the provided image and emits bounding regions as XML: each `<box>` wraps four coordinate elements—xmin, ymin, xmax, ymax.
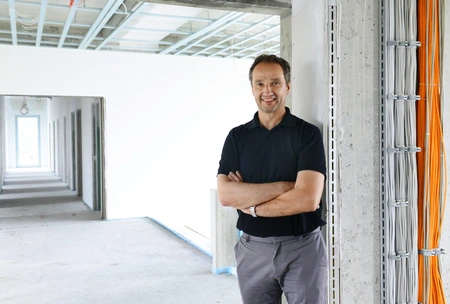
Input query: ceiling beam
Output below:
<box><xmin>78</xmin><ymin>0</ymin><xmax>125</xmax><ymax>49</ymax></box>
<box><xmin>35</xmin><ymin>0</ymin><xmax>48</xmax><ymax>46</ymax></box>
<box><xmin>209</xmin><ymin>24</ymin><xmax>279</xmax><ymax>57</ymax></box>
<box><xmin>175</xmin><ymin>12</ymin><xmax>250</xmax><ymax>55</ymax></box>
<box><xmin>160</xmin><ymin>11</ymin><xmax>244</xmax><ymax>55</ymax></box>
<box><xmin>192</xmin><ymin>15</ymin><xmax>277</xmax><ymax>56</ymax></box>
<box><xmin>139</xmin><ymin>0</ymin><xmax>291</xmax><ymax>16</ymax></box>
<box><xmin>58</xmin><ymin>6</ymin><xmax>78</xmax><ymax>48</ymax></box>
<box><xmin>99</xmin><ymin>0</ymin><xmax>139</xmax><ymax>38</ymax></box>
<box><xmin>96</xmin><ymin>2</ymin><xmax>147</xmax><ymax>50</ymax></box>
<box><xmin>241</xmin><ymin>43</ymin><xmax>280</xmax><ymax>59</ymax></box>
<box><xmin>225</xmin><ymin>34</ymin><xmax>279</xmax><ymax>58</ymax></box>
<box><xmin>7</xmin><ymin>0</ymin><xmax>17</xmax><ymax>45</ymax></box>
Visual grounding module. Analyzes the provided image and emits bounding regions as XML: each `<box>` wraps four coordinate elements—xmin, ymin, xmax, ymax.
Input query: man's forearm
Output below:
<box><xmin>252</xmin><ymin>188</ymin><xmax>319</xmax><ymax>217</ymax></box>
<box><xmin>217</xmin><ymin>175</ymin><xmax>294</xmax><ymax>209</ymax></box>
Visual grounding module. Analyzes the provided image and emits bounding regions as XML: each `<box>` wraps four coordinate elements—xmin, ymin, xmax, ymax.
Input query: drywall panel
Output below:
<box><xmin>0</xmin><ymin>45</ymin><xmax>255</xmax><ymax>240</ymax></box>
<box><xmin>291</xmin><ymin>0</ymin><xmax>327</xmax><ymax>128</ymax></box>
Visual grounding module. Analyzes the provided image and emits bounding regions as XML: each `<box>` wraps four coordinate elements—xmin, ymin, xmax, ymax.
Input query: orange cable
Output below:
<box><xmin>417</xmin><ymin>0</ymin><xmax>447</xmax><ymax>303</ymax></box>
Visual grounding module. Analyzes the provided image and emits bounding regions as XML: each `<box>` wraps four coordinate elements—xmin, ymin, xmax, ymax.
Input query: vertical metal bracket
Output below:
<box><xmin>379</xmin><ymin>0</ymin><xmax>387</xmax><ymax>303</ymax></box>
<box><xmin>327</xmin><ymin>1</ymin><xmax>340</xmax><ymax>304</ymax></box>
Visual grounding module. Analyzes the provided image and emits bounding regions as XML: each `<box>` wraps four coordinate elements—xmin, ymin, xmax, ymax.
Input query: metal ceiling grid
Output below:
<box><xmin>0</xmin><ymin>0</ymin><xmax>280</xmax><ymax>58</ymax></box>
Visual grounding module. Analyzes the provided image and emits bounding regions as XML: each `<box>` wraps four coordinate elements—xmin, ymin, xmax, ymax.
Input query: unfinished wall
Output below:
<box><xmin>0</xmin><ymin>45</ymin><xmax>255</xmax><ymax>241</ymax></box>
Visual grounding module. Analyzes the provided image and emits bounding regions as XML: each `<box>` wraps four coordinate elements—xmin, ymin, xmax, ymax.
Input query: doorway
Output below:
<box><xmin>15</xmin><ymin>115</ymin><xmax>41</xmax><ymax>168</ymax></box>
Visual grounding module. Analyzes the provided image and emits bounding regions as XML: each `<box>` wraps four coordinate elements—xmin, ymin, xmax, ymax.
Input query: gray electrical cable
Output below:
<box><xmin>385</xmin><ymin>0</ymin><xmax>419</xmax><ymax>302</ymax></box>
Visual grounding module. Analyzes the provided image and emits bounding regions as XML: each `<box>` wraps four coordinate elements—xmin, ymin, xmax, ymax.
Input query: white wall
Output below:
<box><xmin>0</xmin><ymin>45</ymin><xmax>255</xmax><ymax>239</ymax></box>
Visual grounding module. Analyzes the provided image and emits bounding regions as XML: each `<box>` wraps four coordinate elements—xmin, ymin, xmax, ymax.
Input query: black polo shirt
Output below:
<box><xmin>217</xmin><ymin>107</ymin><xmax>326</xmax><ymax>237</ymax></box>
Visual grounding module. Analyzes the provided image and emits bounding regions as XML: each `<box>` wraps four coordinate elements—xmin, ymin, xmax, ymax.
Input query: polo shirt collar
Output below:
<box><xmin>246</xmin><ymin>107</ymin><xmax>296</xmax><ymax>129</ymax></box>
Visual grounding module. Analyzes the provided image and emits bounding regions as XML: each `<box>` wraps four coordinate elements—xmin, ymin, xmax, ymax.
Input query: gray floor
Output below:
<box><xmin>0</xmin><ymin>169</ymin><xmax>242</xmax><ymax>304</ymax></box>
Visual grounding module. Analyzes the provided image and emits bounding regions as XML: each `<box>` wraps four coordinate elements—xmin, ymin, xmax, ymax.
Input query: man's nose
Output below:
<box><xmin>262</xmin><ymin>84</ymin><xmax>273</xmax><ymax>94</ymax></box>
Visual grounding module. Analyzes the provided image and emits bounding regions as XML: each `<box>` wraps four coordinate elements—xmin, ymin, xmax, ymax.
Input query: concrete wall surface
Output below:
<box><xmin>336</xmin><ymin>0</ymin><xmax>381</xmax><ymax>302</ymax></box>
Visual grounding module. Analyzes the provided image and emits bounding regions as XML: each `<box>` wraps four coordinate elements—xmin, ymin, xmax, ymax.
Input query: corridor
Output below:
<box><xmin>0</xmin><ymin>169</ymin><xmax>241</xmax><ymax>304</ymax></box>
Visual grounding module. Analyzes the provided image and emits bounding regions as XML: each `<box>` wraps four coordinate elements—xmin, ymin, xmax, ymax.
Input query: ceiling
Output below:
<box><xmin>0</xmin><ymin>0</ymin><xmax>283</xmax><ymax>59</ymax></box>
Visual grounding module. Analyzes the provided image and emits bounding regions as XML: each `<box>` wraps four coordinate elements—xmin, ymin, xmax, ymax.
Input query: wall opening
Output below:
<box><xmin>15</xmin><ymin>115</ymin><xmax>41</xmax><ymax>168</ymax></box>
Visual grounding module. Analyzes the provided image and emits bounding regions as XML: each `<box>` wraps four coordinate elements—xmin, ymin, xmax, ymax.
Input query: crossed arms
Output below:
<box><xmin>217</xmin><ymin>170</ymin><xmax>325</xmax><ymax>217</ymax></box>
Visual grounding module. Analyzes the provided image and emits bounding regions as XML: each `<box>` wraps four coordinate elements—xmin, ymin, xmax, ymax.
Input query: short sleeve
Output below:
<box><xmin>297</xmin><ymin>126</ymin><xmax>326</xmax><ymax>177</ymax></box>
<box><xmin>217</xmin><ymin>130</ymin><xmax>240</xmax><ymax>176</ymax></box>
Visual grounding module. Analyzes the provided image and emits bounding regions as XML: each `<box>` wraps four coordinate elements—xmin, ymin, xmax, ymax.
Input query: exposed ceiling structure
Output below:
<box><xmin>0</xmin><ymin>0</ymin><xmax>287</xmax><ymax>59</ymax></box>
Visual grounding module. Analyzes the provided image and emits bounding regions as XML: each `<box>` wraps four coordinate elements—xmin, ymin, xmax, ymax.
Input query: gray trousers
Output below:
<box><xmin>234</xmin><ymin>228</ymin><xmax>327</xmax><ymax>304</ymax></box>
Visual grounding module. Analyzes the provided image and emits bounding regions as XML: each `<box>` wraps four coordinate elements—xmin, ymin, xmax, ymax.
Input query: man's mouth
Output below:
<box><xmin>261</xmin><ymin>96</ymin><xmax>276</xmax><ymax>103</ymax></box>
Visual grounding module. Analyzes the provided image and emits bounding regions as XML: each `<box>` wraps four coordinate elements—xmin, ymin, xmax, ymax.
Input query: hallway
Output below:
<box><xmin>0</xmin><ymin>169</ymin><xmax>241</xmax><ymax>304</ymax></box>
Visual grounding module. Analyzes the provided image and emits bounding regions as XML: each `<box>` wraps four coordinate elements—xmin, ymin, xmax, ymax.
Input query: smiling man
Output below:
<box><xmin>217</xmin><ymin>54</ymin><xmax>328</xmax><ymax>304</ymax></box>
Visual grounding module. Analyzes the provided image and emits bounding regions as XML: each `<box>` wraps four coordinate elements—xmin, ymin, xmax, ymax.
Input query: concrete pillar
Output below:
<box><xmin>210</xmin><ymin>189</ymin><xmax>239</xmax><ymax>274</ymax></box>
<box><xmin>291</xmin><ymin>0</ymin><xmax>381</xmax><ymax>302</ymax></box>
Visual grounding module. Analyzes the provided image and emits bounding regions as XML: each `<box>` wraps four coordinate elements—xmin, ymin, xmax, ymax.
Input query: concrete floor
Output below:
<box><xmin>0</xmin><ymin>169</ymin><xmax>241</xmax><ymax>304</ymax></box>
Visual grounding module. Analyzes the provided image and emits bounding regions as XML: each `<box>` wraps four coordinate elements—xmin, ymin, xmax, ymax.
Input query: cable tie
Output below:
<box><xmin>406</xmin><ymin>95</ymin><xmax>420</xmax><ymax>101</ymax></box>
<box><xmin>389</xmin><ymin>200</ymin><xmax>409</xmax><ymax>207</ymax></box>
<box><xmin>406</xmin><ymin>146</ymin><xmax>421</xmax><ymax>153</ymax></box>
<box><xmin>387</xmin><ymin>147</ymin><xmax>399</xmax><ymax>153</ymax></box>
<box><xmin>418</xmin><ymin>248</ymin><xmax>446</xmax><ymax>256</ymax></box>
<box><xmin>396</xmin><ymin>94</ymin><xmax>408</xmax><ymax>100</ymax></box>
<box><xmin>388</xmin><ymin>251</ymin><xmax>409</xmax><ymax>260</ymax></box>
<box><xmin>387</xmin><ymin>146</ymin><xmax>420</xmax><ymax>154</ymax></box>
<box><xmin>387</xmin><ymin>40</ymin><xmax>421</xmax><ymax>48</ymax></box>
<box><xmin>397</xmin><ymin>251</ymin><xmax>409</xmax><ymax>258</ymax></box>
<box><xmin>387</xmin><ymin>41</ymin><xmax>399</xmax><ymax>47</ymax></box>
<box><xmin>388</xmin><ymin>253</ymin><xmax>401</xmax><ymax>260</ymax></box>
<box><xmin>406</xmin><ymin>41</ymin><xmax>421</xmax><ymax>48</ymax></box>
<box><xmin>387</xmin><ymin>94</ymin><xmax>408</xmax><ymax>101</ymax></box>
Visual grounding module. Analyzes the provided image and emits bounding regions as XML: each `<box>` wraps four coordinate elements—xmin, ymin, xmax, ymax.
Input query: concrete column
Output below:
<box><xmin>210</xmin><ymin>188</ymin><xmax>239</xmax><ymax>274</ymax></box>
<box><xmin>291</xmin><ymin>0</ymin><xmax>381</xmax><ymax>303</ymax></box>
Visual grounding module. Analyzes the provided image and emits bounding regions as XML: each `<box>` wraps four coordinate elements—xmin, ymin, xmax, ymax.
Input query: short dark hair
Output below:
<box><xmin>249</xmin><ymin>54</ymin><xmax>291</xmax><ymax>85</ymax></box>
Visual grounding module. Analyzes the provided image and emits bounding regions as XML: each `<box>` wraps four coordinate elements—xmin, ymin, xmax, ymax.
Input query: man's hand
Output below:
<box><xmin>228</xmin><ymin>171</ymin><xmax>243</xmax><ymax>182</ymax></box>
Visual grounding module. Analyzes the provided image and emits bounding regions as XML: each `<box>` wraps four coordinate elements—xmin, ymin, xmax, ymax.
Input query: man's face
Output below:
<box><xmin>251</xmin><ymin>62</ymin><xmax>290</xmax><ymax>114</ymax></box>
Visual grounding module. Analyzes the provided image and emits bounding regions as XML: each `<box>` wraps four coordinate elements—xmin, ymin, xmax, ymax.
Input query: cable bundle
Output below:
<box><xmin>417</xmin><ymin>0</ymin><xmax>447</xmax><ymax>303</ymax></box>
<box><xmin>385</xmin><ymin>0</ymin><xmax>420</xmax><ymax>302</ymax></box>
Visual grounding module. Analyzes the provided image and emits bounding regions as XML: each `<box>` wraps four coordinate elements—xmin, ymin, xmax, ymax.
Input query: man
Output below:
<box><xmin>216</xmin><ymin>54</ymin><xmax>327</xmax><ymax>304</ymax></box>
